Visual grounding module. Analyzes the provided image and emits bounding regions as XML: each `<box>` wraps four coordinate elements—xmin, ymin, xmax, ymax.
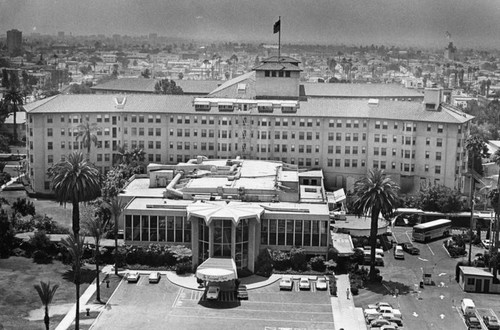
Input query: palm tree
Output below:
<box><xmin>352</xmin><ymin>168</ymin><xmax>399</xmax><ymax>280</ymax></box>
<box><xmin>105</xmin><ymin>197</ymin><xmax>126</xmax><ymax>275</ymax></box>
<box><xmin>1</xmin><ymin>87</ymin><xmax>24</xmax><ymax>142</ymax></box>
<box><xmin>76</xmin><ymin>121</ymin><xmax>100</xmax><ymax>158</ymax></box>
<box><xmin>83</xmin><ymin>207</ymin><xmax>106</xmax><ymax>302</ymax></box>
<box><xmin>48</xmin><ymin>151</ymin><xmax>101</xmax><ymax>330</ymax></box>
<box><xmin>61</xmin><ymin>233</ymin><xmax>85</xmax><ymax>330</ymax></box>
<box><xmin>34</xmin><ymin>281</ymin><xmax>59</xmax><ymax>330</ymax></box>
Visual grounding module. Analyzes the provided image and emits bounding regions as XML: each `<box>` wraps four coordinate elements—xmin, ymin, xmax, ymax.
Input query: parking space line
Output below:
<box><xmin>174</xmin><ymin>306</ymin><xmax>333</xmax><ymax>315</ymax></box>
<box><xmin>168</xmin><ymin>313</ymin><xmax>335</xmax><ymax>324</ymax></box>
<box><xmin>427</xmin><ymin>244</ymin><xmax>435</xmax><ymax>255</ymax></box>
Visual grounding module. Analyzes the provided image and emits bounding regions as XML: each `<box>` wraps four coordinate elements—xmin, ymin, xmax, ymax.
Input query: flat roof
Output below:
<box><xmin>333</xmin><ymin>215</ymin><xmax>390</xmax><ymax>230</ymax></box>
<box><xmin>125</xmin><ymin>198</ymin><xmax>192</xmax><ymax>211</ymax></box>
<box><xmin>121</xmin><ymin>178</ymin><xmax>164</xmax><ymax>197</ymax></box>
<box><xmin>260</xmin><ymin>202</ymin><xmax>329</xmax><ymax>217</ymax></box>
<box><xmin>459</xmin><ymin>266</ymin><xmax>494</xmax><ymax>277</ymax></box>
<box><xmin>330</xmin><ymin>232</ymin><xmax>354</xmax><ymax>256</ymax></box>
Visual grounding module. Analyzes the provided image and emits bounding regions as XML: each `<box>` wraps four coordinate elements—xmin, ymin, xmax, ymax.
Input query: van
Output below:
<box><xmin>461</xmin><ymin>298</ymin><xmax>476</xmax><ymax>316</ymax></box>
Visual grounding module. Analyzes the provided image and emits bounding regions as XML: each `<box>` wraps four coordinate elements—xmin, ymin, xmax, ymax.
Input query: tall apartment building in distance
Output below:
<box><xmin>6</xmin><ymin>29</ymin><xmax>22</xmax><ymax>55</ymax></box>
<box><xmin>25</xmin><ymin>56</ymin><xmax>473</xmax><ymax>197</ymax></box>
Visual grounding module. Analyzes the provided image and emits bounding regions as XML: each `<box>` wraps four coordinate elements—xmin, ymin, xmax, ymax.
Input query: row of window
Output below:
<box><xmin>124</xmin><ymin>215</ymin><xmax>191</xmax><ymax>243</ymax></box>
<box><xmin>260</xmin><ymin>219</ymin><xmax>329</xmax><ymax>247</ymax></box>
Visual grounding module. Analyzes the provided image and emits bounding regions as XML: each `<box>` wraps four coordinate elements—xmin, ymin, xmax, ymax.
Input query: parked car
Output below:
<box><xmin>299</xmin><ymin>277</ymin><xmax>311</xmax><ymax>290</ymax></box>
<box><xmin>394</xmin><ymin>246</ymin><xmax>405</xmax><ymax>259</ymax></box>
<box><xmin>368</xmin><ymin>302</ymin><xmax>393</xmax><ymax>309</ymax></box>
<box><xmin>148</xmin><ymin>271</ymin><xmax>161</xmax><ymax>283</ymax></box>
<box><xmin>401</xmin><ymin>242</ymin><xmax>420</xmax><ymax>255</ymax></box>
<box><xmin>482</xmin><ymin>239</ymin><xmax>491</xmax><ymax>249</ymax></box>
<box><xmin>370</xmin><ymin>318</ymin><xmax>398</xmax><ymax>328</ymax></box>
<box><xmin>364</xmin><ymin>310</ymin><xmax>382</xmax><ymax>324</ymax></box>
<box><xmin>465</xmin><ymin>315</ymin><xmax>482</xmax><ymax>330</ymax></box>
<box><xmin>363</xmin><ymin>251</ymin><xmax>384</xmax><ymax>266</ymax></box>
<box><xmin>380</xmin><ymin>325</ymin><xmax>398</xmax><ymax>330</ymax></box>
<box><xmin>365</xmin><ymin>305</ymin><xmax>402</xmax><ymax>319</ymax></box>
<box><xmin>237</xmin><ymin>285</ymin><xmax>248</xmax><ymax>300</ymax></box>
<box><xmin>385</xmin><ymin>316</ymin><xmax>403</xmax><ymax>327</ymax></box>
<box><xmin>279</xmin><ymin>277</ymin><xmax>293</xmax><ymax>290</ymax></box>
<box><xmin>484</xmin><ymin>315</ymin><xmax>500</xmax><ymax>330</ymax></box>
<box><xmin>127</xmin><ymin>271</ymin><xmax>140</xmax><ymax>283</ymax></box>
<box><xmin>364</xmin><ymin>246</ymin><xmax>385</xmax><ymax>256</ymax></box>
<box><xmin>316</xmin><ymin>276</ymin><xmax>328</xmax><ymax>290</ymax></box>
<box><xmin>206</xmin><ymin>286</ymin><xmax>220</xmax><ymax>300</ymax></box>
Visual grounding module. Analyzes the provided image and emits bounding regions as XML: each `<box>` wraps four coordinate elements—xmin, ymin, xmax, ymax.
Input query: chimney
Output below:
<box><xmin>423</xmin><ymin>87</ymin><xmax>442</xmax><ymax>111</ymax></box>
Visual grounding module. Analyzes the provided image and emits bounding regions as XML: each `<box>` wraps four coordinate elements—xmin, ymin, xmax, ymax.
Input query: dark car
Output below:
<box><xmin>465</xmin><ymin>315</ymin><xmax>482</xmax><ymax>330</ymax></box>
<box><xmin>237</xmin><ymin>285</ymin><xmax>248</xmax><ymax>300</ymax></box>
<box><xmin>401</xmin><ymin>242</ymin><xmax>420</xmax><ymax>255</ymax></box>
<box><xmin>484</xmin><ymin>315</ymin><xmax>500</xmax><ymax>330</ymax></box>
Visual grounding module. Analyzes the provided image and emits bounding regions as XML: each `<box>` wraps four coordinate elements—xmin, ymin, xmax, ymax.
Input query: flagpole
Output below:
<box><xmin>278</xmin><ymin>16</ymin><xmax>281</xmax><ymax>61</ymax></box>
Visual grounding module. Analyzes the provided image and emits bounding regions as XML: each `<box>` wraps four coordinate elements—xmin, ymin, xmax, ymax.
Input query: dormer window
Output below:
<box><xmin>218</xmin><ymin>103</ymin><xmax>234</xmax><ymax>112</ymax></box>
<box><xmin>257</xmin><ymin>103</ymin><xmax>273</xmax><ymax>113</ymax></box>
<box><xmin>194</xmin><ymin>100</ymin><xmax>211</xmax><ymax>111</ymax></box>
<box><xmin>237</xmin><ymin>83</ymin><xmax>246</xmax><ymax>94</ymax></box>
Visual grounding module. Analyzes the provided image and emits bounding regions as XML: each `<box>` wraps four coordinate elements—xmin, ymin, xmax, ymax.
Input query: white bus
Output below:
<box><xmin>412</xmin><ymin>219</ymin><xmax>452</xmax><ymax>242</ymax></box>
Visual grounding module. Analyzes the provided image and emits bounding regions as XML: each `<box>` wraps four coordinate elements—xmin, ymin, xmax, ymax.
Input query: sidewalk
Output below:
<box><xmin>55</xmin><ymin>265</ymin><xmax>114</xmax><ymax>330</ymax></box>
<box><xmin>331</xmin><ymin>274</ymin><xmax>367</xmax><ymax>330</ymax></box>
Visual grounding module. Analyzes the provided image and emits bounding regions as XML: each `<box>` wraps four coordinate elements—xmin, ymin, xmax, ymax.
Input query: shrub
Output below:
<box><xmin>310</xmin><ymin>256</ymin><xmax>326</xmax><ymax>272</ymax></box>
<box><xmin>290</xmin><ymin>247</ymin><xmax>307</xmax><ymax>271</ymax></box>
<box><xmin>175</xmin><ymin>261</ymin><xmax>192</xmax><ymax>275</ymax></box>
<box><xmin>29</xmin><ymin>230</ymin><xmax>52</xmax><ymax>252</ymax></box>
<box><xmin>12</xmin><ymin>198</ymin><xmax>36</xmax><ymax>217</ymax></box>
<box><xmin>33</xmin><ymin>250</ymin><xmax>52</xmax><ymax>264</ymax></box>
<box><xmin>255</xmin><ymin>248</ymin><xmax>273</xmax><ymax>277</ymax></box>
<box><xmin>0</xmin><ymin>211</ymin><xmax>15</xmax><ymax>258</ymax></box>
<box><xmin>350</xmin><ymin>286</ymin><xmax>359</xmax><ymax>295</ymax></box>
<box><xmin>270</xmin><ymin>249</ymin><xmax>291</xmax><ymax>271</ymax></box>
<box><xmin>327</xmin><ymin>247</ymin><xmax>338</xmax><ymax>262</ymax></box>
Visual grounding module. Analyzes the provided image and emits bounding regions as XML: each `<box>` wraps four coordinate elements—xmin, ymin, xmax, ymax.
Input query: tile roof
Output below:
<box><xmin>91</xmin><ymin>78</ymin><xmax>157</xmax><ymax>93</ymax></box>
<box><xmin>23</xmin><ymin>94</ymin><xmax>474</xmax><ymax>124</ymax></box>
<box><xmin>208</xmin><ymin>71</ymin><xmax>256</xmax><ymax>99</ymax></box>
<box><xmin>303</xmin><ymin>83</ymin><xmax>424</xmax><ymax>98</ymax></box>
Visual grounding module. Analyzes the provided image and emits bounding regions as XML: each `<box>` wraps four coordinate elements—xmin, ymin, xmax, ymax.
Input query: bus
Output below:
<box><xmin>412</xmin><ymin>219</ymin><xmax>452</xmax><ymax>242</ymax></box>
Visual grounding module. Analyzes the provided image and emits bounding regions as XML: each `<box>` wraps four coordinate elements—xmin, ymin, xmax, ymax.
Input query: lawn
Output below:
<box><xmin>0</xmin><ymin>256</ymin><xmax>94</xmax><ymax>330</ymax></box>
<box><xmin>0</xmin><ymin>189</ymin><xmax>73</xmax><ymax>229</ymax></box>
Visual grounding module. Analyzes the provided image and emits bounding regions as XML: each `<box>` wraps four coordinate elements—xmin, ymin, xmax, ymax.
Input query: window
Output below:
<box><xmin>344</xmin><ymin>159</ymin><xmax>350</xmax><ymax>167</ymax></box>
<box><xmin>148</xmin><ymin>141</ymin><xmax>154</xmax><ymax>149</ymax></box>
<box><xmin>375</xmin><ymin>121</ymin><xmax>381</xmax><ymax>129</ymax></box>
<box><xmin>436</xmin><ymin>152</ymin><xmax>442</xmax><ymax>161</ymax></box>
<box><xmin>299</xmin><ymin>132</ymin><xmax>304</xmax><ymax>140</ymax></box>
<box><xmin>328</xmin><ymin>146</ymin><xmax>334</xmax><ymax>154</ymax></box>
<box><xmin>61</xmin><ymin>141</ymin><xmax>65</xmax><ymax>149</ymax></box>
<box><xmin>345</xmin><ymin>146</ymin><xmax>350</xmax><ymax>154</ymax></box>
<box><xmin>156</xmin><ymin>141</ymin><xmax>161</xmax><ymax>149</ymax></box>
<box><xmin>328</xmin><ymin>159</ymin><xmax>333</xmax><ymax>167</ymax></box>
<box><xmin>353</xmin><ymin>133</ymin><xmax>358</xmax><ymax>141</ymax></box>
<box><xmin>306</xmin><ymin>132</ymin><xmax>312</xmax><ymax>140</ymax></box>
<box><xmin>353</xmin><ymin>146</ymin><xmax>358</xmax><ymax>154</ymax></box>
<box><xmin>437</xmin><ymin>138</ymin><xmax>443</xmax><ymax>147</ymax></box>
<box><xmin>329</xmin><ymin>120</ymin><xmax>334</xmax><ymax>128</ymax></box>
<box><xmin>47</xmin><ymin>142</ymin><xmax>53</xmax><ymax>150</ymax></box>
<box><xmin>47</xmin><ymin>115</ymin><xmax>53</xmax><ymax>123</ymax></box>
<box><xmin>335</xmin><ymin>159</ymin><xmax>341</xmax><ymax>167</ymax></box>
<box><xmin>156</xmin><ymin>115</ymin><xmax>161</xmax><ymax>123</ymax></box>
<box><xmin>336</xmin><ymin>120</ymin><xmax>342</xmax><ymax>128</ymax></box>
<box><xmin>47</xmin><ymin>128</ymin><xmax>53</xmax><ymax>137</ymax></box>
<box><xmin>425</xmin><ymin>164</ymin><xmax>429</xmax><ymax>172</ymax></box>
<box><xmin>335</xmin><ymin>146</ymin><xmax>341</xmax><ymax>154</ymax></box>
<box><xmin>374</xmin><ymin>147</ymin><xmax>379</xmax><ymax>156</ymax></box>
<box><xmin>352</xmin><ymin>160</ymin><xmax>358</xmax><ymax>167</ymax></box>
<box><xmin>427</xmin><ymin>124</ymin><xmax>432</xmax><ymax>132</ymax></box>
<box><xmin>48</xmin><ymin>155</ymin><xmax>53</xmax><ymax>163</ymax></box>
<box><xmin>336</xmin><ymin>133</ymin><xmax>342</xmax><ymax>141</ymax></box>
<box><xmin>346</xmin><ymin>120</ymin><xmax>352</xmax><ymax>128</ymax></box>
<box><xmin>425</xmin><ymin>151</ymin><xmax>430</xmax><ymax>159</ymax></box>
<box><xmin>426</xmin><ymin>138</ymin><xmax>430</xmax><ymax>146</ymax></box>
<box><xmin>374</xmin><ymin>134</ymin><xmax>380</xmax><ymax>143</ymax></box>
<box><xmin>435</xmin><ymin>166</ymin><xmax>441</xmax><ymax>174</ymax></box>
<box><xmin>156</xmin><ymin>128</ymin><xmax>161</xmax><ymax>136</ymax></box>
<box><xmin>354</xmin><ymin>120</ymin><xmax>359</xmax><ymax>128</ymax></box>
<box><xmin>328</xmin><ymin>133</ymin><xmax>334</xmax><ymax>141</ymax></box>
<box><xmin>382</xmin><ymin>121</ymin><xmax>388</xmax><ymax>129</ymax></box>
<box><xmin>139</xmin><ymin>128</ymin><xmax>144</xmax><ymax>136</ymax></box>
<box><xmin>345</xmin><ymin>133</ymin><xmax>351</xmax><ymax>141</ymax></box>
<box><xmin>438</xmin><ymin>124</ymin><xmax>444</xmax><ymax>133</ymax></box>
<box><xmin>382</xmin><ymin>135</ymin><xmax>387</xmax><ymax>143</ymax></box>
<box><xmin>60</xmin><ymin>128</ymin><xmax>65</xmax><ymax>136</ymax></box>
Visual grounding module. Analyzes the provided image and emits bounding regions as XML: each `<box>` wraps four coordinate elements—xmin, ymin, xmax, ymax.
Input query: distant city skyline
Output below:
<box><xmin>1</xmin><ymin>0</ymin><xmax>499</xmax><ymax>48</ymax></box>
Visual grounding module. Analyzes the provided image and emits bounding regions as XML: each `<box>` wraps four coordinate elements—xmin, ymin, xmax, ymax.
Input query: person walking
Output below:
<box><xmin>346</xmin><ymin>287</ymin><xmax>350</xmax><ymax>299</ymax></box>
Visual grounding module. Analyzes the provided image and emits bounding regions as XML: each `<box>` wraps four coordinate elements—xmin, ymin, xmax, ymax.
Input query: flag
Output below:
<box><xmin>273</xmin><ymin>19</ymin><xmax>280</xmax><ymax>34</ymax></box>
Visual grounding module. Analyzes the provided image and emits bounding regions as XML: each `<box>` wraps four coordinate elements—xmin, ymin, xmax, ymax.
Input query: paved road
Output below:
<box><xmin>354</xmin><ymin>226</ymin><xmax>499</xmax><ymax>330</ymax></box>
<box><xmin>92</xmin><ymin>275</ymin><xmax>335</xmax><ymax>330</ymax></box>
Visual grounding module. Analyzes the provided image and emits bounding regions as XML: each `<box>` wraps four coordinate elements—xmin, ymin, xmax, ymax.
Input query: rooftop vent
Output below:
<box><xmin>368</xmin><ymin>98</ymin><xmax>379</xmax><ymax>106</ymax></box>
<box><xmin>114</xmin><ymin>96</ymin><xmax>127</xmax><ymax>109</ymax></box>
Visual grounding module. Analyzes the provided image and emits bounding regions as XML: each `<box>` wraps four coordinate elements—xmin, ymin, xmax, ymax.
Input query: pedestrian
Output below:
<box><xmin>346</xmin><ymin>287</ymin><xmax>350</xmax><ymax>299</ymax></box>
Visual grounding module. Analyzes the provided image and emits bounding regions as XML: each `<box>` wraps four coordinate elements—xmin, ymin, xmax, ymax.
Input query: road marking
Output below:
<box><xmin>174</xmin><ymin>306</ymin><xmax>333</xmax><ymax>315</ymax></box>
<box><xmin>438</xmin><ymin>272</ymin><xmax>447</xmax><ymax>276</ymax></box>
<box><xmin>171</xmin><ymin>288</ymin><xmax>183</xmax><ymax>308</ymax></box>
<box><xmin>418</xmin><ymin>257</ymin><xmax>428</xmax><ymax>261</ymax></box>
<box><xmin>427</xmin><ymin>244</ymin><xmax>435</xmax><ymax>255</ymax></box>
<box><xmin>439</xmin><ymin>295</ymin><xmax>444</xmax><ymax>299</ymax></box>
<box><xmin>413</xmin><ymin>312</ymin><xmax>419</xmax><ymax>317</ymax></box>
<box><xmin>440</xmin><ymin>314</ymin><xmax>445</xmax><ymax>319</ymax></box>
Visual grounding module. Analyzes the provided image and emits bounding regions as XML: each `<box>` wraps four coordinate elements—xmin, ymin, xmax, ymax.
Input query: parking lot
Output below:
<box><xmin>92</xmin><ymin>274</ymin><xmax>335</xmax><ymax>330</ymax></box>
<box><xmin>354</xmin><ymin>226</ymin><xmax>500</xmax><ymax>330</ymax></box>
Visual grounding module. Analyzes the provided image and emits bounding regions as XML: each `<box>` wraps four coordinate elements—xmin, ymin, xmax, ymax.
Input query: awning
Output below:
<box><xmin>196</xmin><ymin>257</ymin><xmax>238</xmax><ymax>282</ymax></box>
<box><xmin>187</xmin><ymin>201</ymin><xmax>264</xmax><ymax>225</ymax></box>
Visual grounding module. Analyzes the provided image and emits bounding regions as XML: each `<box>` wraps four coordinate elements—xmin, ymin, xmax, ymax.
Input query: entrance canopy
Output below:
<box><xmin>187</xmin><ymin>201</ymin><xmax>264</xmax><ymax>225</ymax></box>
<box><xmin>196</xmin><ymin>257</ymin><xmax>238</xmax><ymax>282</ymax></box>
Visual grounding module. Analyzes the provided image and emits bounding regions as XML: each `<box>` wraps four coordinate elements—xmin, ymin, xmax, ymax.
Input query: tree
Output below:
<box><xmin>352</xmin><ymin>169</ymin><xmax>399</xmax><ymax>280</ymax></box>
<box><xmin>141</xmin><ymin>69</ymin><xmax>151</xmax><ymax>78</ymax></box>
<box><xmin>418</xmin><ymin>185</ymin><xmax>465</xmax><ymax>213</ymax></box>
<box><xmin>48</xmin><ymin>152</ymin><xmax>101</xmax><ymax>330</ymax></box>
<box><xmin>0</xmin><ymin>210</ymin><xmax>15</xmax><ymax>258</ymax></box>
<box><xmin>83</xmin><ymin>206</ymin><xmax>106</xmax><ymax>302</ymax></box>
<box><xmin>60</xmin><ymin>233</ymin><xmax>85</xmax><ymax>329</ymax></box>
<box><xmin>34</xmin><ymin>281</ymin><xmax>59</xmax><ymax>330</ymax></box>
<box><xmin>1</xmin><ymin>87</ymin><xmax>24</xmax><ymax>142</ymax></box>
<box><xmin>76</xmin><ymin>121</ymin><xmax>101</xmax><ymax>157</ymax></box>
<box><xmin>104</xmin><ymin>197</ymin><xmax>126</xmax><ymax>275</ymax></box>
<box><xmin>68</xmin><ymin>83</ymin><xmax>92</xmax><ymax>94</ymax></box>
<box><xmin>465</xmin><ymin>135</ymin><xmax>490</xmax><ymax>177</ymax></box>
<box><xmin>177</xmin><ymin>72</ymin><xmax>184</xmax><ymax>80</ymax></box>
<box><xmin>154</xmin><ymin>79</ymin><xmax>183</xmax><ymax>95</ymax></box>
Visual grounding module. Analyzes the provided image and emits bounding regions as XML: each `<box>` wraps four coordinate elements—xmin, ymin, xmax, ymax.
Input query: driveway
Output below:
<box><xmin>92</xmin><ymin>274</ymin><xmax>335</xmax><ymax>330</ymax></box>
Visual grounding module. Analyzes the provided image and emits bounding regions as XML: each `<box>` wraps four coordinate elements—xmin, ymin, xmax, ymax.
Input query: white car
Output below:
<box><xmin>316</xmin><ymin>276</ymin><xmax>328</xmax><ymax>290</ymax></box>
<box><xmin>206</xmin><ymin>286</ymin><xmax>220</xmax><ymax>300</ymax></box>
<box><xmin>482</xmin><ymin>239</ymin><xmax>491</xmax><ymax>249</ymax></box>
<box><xmin>148</xmin><ymin>271</ymin><xmax>161</xmax><ymax>283</ymax></box>
<box><xmin>127</xmin><ymin>271</ymin><xmax>140</xmax><ymax>283</ymax></box>
<box><xmin>279</xmin><ymin>277</ymin><xmax>293</xmax><ymax>290</ymax></box>
<box><xmin>299</xmin><ymin>277</ymin><xmax>310</xmax><ymax>290</ymax></box>
<box><xmin>365</xmin><ymin>307</ymin><xmax>402</xmax><ymax>320</ymax></box>
<box><xmin>368</xmin><ymin>302</ymin><xmax>393</xmax><ymax>309</ymax></box>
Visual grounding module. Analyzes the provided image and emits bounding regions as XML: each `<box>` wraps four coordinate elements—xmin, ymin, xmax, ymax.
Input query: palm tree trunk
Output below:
<box><xmin>72</xmin><ymin>201</ymin><xmax>80</xmax><ymax>330</ymax></box>
<box><xmin>369</xmin><ymin>209</ymin><xmax>380</xmax><ymax>281</ymax></box>
<box><xmin>114</xmin><ymin>214</ymin><xmax>119</xmax><ymax>275</ymax></box>
<box><xmin>13</xmin><ymin>105</ymin><xmax>17</xmax><ymax>142</ymax></box>
<box><xmin>44</xmin><ymin>305</ymin><xmax>49</xmax><ymax>330</ymax></box>
<box><xmin>95</xmin><ymin>247</ymin><xmax>100</xmax><ymax>302</ymax></box>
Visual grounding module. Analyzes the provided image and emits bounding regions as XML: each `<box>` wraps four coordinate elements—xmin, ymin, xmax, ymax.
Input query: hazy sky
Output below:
<box><xmin>1</xmin><ymin>0</ymin><xmax>499</xmax><ymax>48</ymax></box>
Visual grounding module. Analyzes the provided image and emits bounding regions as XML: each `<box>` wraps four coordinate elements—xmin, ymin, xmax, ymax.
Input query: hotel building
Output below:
<box><xmin>25</xmin><ymin>56</ymin><xmax>473</xmax><ymax>197</ymax></box>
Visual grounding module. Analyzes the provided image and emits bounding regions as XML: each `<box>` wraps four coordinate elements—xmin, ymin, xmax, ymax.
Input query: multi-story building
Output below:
<box><xmin>25</xmin><ymin>56</ymin><xmax>473</xmax><ymax>196</ymax></box>
<box><xmin>6</xmin><ymin>29</ymin><xmax>22</xmax><ymax>56</ymax></box>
